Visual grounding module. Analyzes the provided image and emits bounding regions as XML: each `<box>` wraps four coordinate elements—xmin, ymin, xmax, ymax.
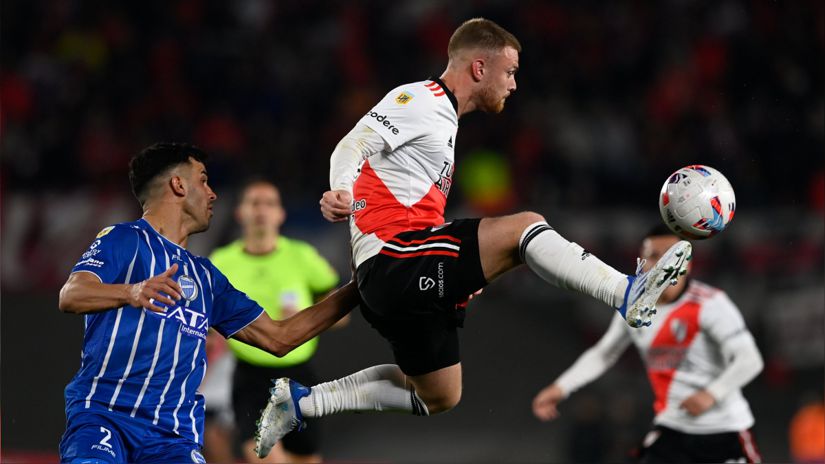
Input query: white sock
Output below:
<box><xmin>519</xmin><ymin>221</ymin><xmax>628</xmax><ymax>308</ymax></box>
<box><xmin>297</xmin><ymin>364</ymin><xmax>429</xmax><ymax>417</ymax></box>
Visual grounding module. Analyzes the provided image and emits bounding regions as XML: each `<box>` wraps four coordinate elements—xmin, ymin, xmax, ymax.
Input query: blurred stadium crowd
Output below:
<box><xmin>2</xmin><ymin>0</ymin><xmax>822</xmax><ymax>286</ymax></box>
<box><xmin>2</xmin><ymin>0</ymin><xmax>823</xmax><ymax>462</ymax></box>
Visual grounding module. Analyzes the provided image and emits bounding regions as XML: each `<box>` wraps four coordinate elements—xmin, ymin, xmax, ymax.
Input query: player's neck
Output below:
<box><xmin>439</xmin><ymin>72</ymin><xmax>474</xmax><ymax>117</ymax></box>
<box><xmin>243</xmin><ymin>229</ymin><xmax>279</xmax><ymax>255</ymax></box>
<box><xmin>141</xmin><ymin>211</ymin><xmax>189</xmax><ymax>247</ymax></box>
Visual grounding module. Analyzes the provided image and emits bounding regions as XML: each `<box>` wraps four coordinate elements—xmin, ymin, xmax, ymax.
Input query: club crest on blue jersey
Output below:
<box><xmin>178</xmin><ymin>275</ymin><xmax>199</xmax><ymax>302</ymax></box>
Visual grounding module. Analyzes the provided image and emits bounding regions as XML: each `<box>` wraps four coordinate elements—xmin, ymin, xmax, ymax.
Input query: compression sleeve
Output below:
<box><xmin>555</xmin><ymin>313</ymin><xmax>633</xmax><ymax>397</ymax></box>
<box><xmin>329</xmin><ymin>123</ymin><xmax>388</xmax><ymax>193</ymax></box>
<box><xmin>701</xmin><ymin>292</ymin><xmax>764</xmax><ymax>400</ymax></box>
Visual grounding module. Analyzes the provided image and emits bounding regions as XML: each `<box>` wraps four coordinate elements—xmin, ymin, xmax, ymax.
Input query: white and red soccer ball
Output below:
<box><xmin>659</xmin><ymin>165</ymin><xmax>736</xmax><ymax>240</ymax></box>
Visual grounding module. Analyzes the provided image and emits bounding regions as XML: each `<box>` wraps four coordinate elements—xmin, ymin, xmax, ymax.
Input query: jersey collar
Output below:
<box><xmin>429</xmin><ymin>76</ymin><xmax>458</xmax><ymax>113</ymax></box>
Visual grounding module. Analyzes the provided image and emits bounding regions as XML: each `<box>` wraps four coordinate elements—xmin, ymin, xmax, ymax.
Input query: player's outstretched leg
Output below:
<box><xmin>477</xmin><ymin>212</ymin><xmax>691</xmax><ymax>327</ymax></box>
<box><xmin>255</xmin><ymin>364</ymin><xmax>432</xmax><ymax>458</ymax></box>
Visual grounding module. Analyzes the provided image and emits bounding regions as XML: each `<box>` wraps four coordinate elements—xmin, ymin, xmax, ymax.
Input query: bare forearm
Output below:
<box><xmin>59</xmin><ymin>265</ymin><xmax>180</xmax><ymax>315</ymax></box>
<box><xmin>234</xmin><ymin>281</ymin><xmax>360</xmax><ymax>357</ymax></box>
<box><xmin>313</xmin><ymin>290</ymin><xmax>350</xmax><ymax>330</ymax></box>
<box><xmin>279</xmin><ymin>281</ymin><xmax>360</xmax><ymax>351</ymax></box>
<box><xmin>59</xmin><ymin>276</ymin><xmax>131</xmax><ymax>314</ymax></box>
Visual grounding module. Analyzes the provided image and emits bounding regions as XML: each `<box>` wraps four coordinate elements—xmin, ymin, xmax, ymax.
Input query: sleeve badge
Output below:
<box><xmin>395</xmin><ymin>91</ymin><xmax>414</xmax><ymax>105</ymax></box>
<box><xmin>96</xmin><ymin>226</ymin><xmax>115</xmax><ymax>238</ymax></box>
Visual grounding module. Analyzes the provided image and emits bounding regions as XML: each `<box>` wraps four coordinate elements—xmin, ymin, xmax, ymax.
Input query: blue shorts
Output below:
<box><xmin>59</xmin><ymin>410</ymin><xmax>204</xmax><ymax>464</ymax></box>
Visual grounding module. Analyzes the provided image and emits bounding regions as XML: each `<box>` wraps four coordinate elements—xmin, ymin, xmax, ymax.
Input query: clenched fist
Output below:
<box><xmin>320</xmin><ymin>190</ymin><xmax>353</xmax><ymax>223</ymax></box>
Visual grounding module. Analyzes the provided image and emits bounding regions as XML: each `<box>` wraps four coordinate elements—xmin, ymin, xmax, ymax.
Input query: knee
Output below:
<box><xmin>517</xmin><ymin>211</ymin><xmax>546</xmax><ymax>227</ymax></box>
<box><xmin>512</xmin><ymin>211</ymin><xmax>547</xmax><ymax>243</ymax></box>
<box><xmin>422</xmin><ymin>389</ymin><xmax>462</xmax><ymax>415</ymax></box>
<box><xmin>479</xmin><ymin>211</ymin><xmax>549</xmax><ymax>257</ymax></box>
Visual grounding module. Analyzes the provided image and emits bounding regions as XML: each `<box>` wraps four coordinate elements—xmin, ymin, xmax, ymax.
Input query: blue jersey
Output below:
<box><xmin>64</xmin><ymin>219</ymin><xmax>264</xmax><ymax>446</ymax></box>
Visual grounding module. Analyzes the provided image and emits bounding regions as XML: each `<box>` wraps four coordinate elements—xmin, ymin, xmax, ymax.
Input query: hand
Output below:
<box><xmin>128</xmin><ymin>264</ymin><xmax>181</xmax><ymax>313</ymax></box>
<box><xmin>320</xmin><ymin>190</ymin><xmax>353</xmax><ymax>223</ymax></box>
<box><xmin>532</xmin><ymin>384</ymin><xmax>566</xmax><ymax>421</ymax></box>
<box><xmin>679</xmin><ymin>390</ymin><xmax>716</xmax><ymax>417</ymax></box>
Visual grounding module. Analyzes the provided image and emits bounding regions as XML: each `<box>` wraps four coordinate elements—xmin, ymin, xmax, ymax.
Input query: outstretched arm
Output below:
<box><xmin>59</xmin><ymin>264</ymin><xmax>182</xmax><ymax>314</ymax></box>
<box><xmin>533</xmin><ymin>313</ymin><xmax>631</xmax><ymax>421</ymax></box>
<box><xmin>232</xmin><ymin>281</ymin><xmax>360</xmax><ymax>357</ymax></box>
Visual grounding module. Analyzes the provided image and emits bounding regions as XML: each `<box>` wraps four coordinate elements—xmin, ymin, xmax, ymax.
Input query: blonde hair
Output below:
<box><xmin>447</xmin><ymin>18</ymin><xmax>521</xmax><ymax>61</ymax></box>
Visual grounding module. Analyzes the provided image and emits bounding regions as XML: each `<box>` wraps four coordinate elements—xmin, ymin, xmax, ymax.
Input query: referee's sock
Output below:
<box><xmin>519</xmin><ymin>221</ymin><xmax>628</xmax><ymax>308</ymax></box>
<box><xmin>298</xmin><ymin>364</ymin><xmax>429</xmax><ymax>418</ymax></box>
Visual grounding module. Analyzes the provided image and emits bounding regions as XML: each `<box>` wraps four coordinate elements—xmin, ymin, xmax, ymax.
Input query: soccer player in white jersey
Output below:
<box><xmin>255</xmin><ymin>18</ymin><xmax>692</xmax><ymax>457</ymax></box>
<box><xmin>57</xmin><ymin>143</ymin><xmax>359</xmax><ymax>463</ymax></box>
<box><xmin>532</xmin><ymin>224</ymin><xmax>764</xmax><ymax>463</ymax></box>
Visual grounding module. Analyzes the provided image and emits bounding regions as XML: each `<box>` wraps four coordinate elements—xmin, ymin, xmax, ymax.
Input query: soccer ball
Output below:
<box><xmin>658</xmin><ymin>165</ymin><xmax>736</xmax><ymax>240</ymax></box>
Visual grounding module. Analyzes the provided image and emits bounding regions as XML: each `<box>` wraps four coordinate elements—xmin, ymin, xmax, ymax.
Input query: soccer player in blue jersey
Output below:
<box><xmin>57</xmin><ymin>143</ymin><xmax>359</xmax><ymax>463</ymax></box>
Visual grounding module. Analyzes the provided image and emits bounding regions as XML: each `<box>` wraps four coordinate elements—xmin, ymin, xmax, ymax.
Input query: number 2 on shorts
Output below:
<box><xmin>99</xmin><ymin>426</ymin><xmax>113</xmax><ymax>448</ymax></box>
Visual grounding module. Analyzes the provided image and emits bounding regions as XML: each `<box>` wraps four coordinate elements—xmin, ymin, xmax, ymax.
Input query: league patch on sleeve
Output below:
<box><xmin>395</xmin><ymin>90</ymin><xmax>414</xmax><ymax>105</ymax></box>
<box><xmin>96</xmin><ymin>226</ymin><xmax>115</xmax><ymax>238</ymax></box>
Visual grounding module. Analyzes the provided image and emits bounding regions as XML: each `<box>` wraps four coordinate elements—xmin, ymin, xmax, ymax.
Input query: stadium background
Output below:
<box><xmin>1</xmin><ymin>0</ymin><xmax>822</xmax><ymax>462</ymax></box>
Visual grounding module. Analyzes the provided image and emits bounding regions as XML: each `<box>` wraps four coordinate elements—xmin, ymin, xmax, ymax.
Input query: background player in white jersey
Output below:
<box><xmin>532</xmin><ymin>224</ymin><xmax>764</xmax><ymax>463</ymax></box>
<box><xmin>57</xmin><ymin>143</ymin><xmax>358</xmax><ymax>463</ymax></box>
<box><xmin>255</xmin><ymin>18</ymin><xmax>691</xmax><ymax>457</ymax></box>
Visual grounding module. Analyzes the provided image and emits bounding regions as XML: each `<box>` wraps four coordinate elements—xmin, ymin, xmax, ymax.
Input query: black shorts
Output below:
<box><xmin>356</xmin><ymin>218</ymin><xmax>487</xmax><ymax>376</ymax></box>
<box><xmin>640</xmin><ymin>425</ymin><xmax>762</xmax><ymax>463</ymax></box>
<box><xmin>232</xmin><ymin>359</ymin><xmax>320</xmax><ymax>456</ymax></box>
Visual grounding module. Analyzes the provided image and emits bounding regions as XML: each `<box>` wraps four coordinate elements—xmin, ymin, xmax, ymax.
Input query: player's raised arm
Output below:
<box><xmin>231</xmin><ymin>281</ymin><xmax>360</xmax><ymax>357</ymax></box>
<box><xmin>321</xmin><ymin>124</ymin><xmax>387</xmax><ymax>222</ymax></box>
<box><xmin>59</xmin><ymin>223</ymin><xmax>183</xmax><ymax>315</ymax></box>
<box><xmin>59</xmin><ymin>264</ymin><xmax>182</xmax><ymax>314</ymax></box>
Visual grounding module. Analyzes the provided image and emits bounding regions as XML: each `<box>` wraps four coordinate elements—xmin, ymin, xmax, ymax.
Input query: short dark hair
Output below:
<box><xmin>128</xmin><ymin>142</ymin><xmax>208</xmax><ymax>205</ymax></box>
<box><xmin>645</xmin><ymin>223</ymin><xmax>680</xmax><ymax>239</ymax></box>
<box><xmin>448</xmin><ymin>18</ymin><xmax>522</xmax><ymax>61</ymax></box>
<box><xmin>239</xmin><ymin>176</ymin><xmax>277</xmax><ymax>194</ymax></box>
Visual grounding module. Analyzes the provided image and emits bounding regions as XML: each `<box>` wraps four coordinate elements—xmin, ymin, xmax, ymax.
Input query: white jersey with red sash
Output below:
<box><xmin>556</xmin><ymin>279</ymin><xmax>758</xmax><ymax>434</ymax></box>
<box><xmin>349</xmin><ymin>78</ymin><xmax>459</xmax><ymax>267</ymax></box>
<box><xmin>628</xmin><ymin>280</ymin><xmax>756</xmax><ymax>433</ymax></box>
